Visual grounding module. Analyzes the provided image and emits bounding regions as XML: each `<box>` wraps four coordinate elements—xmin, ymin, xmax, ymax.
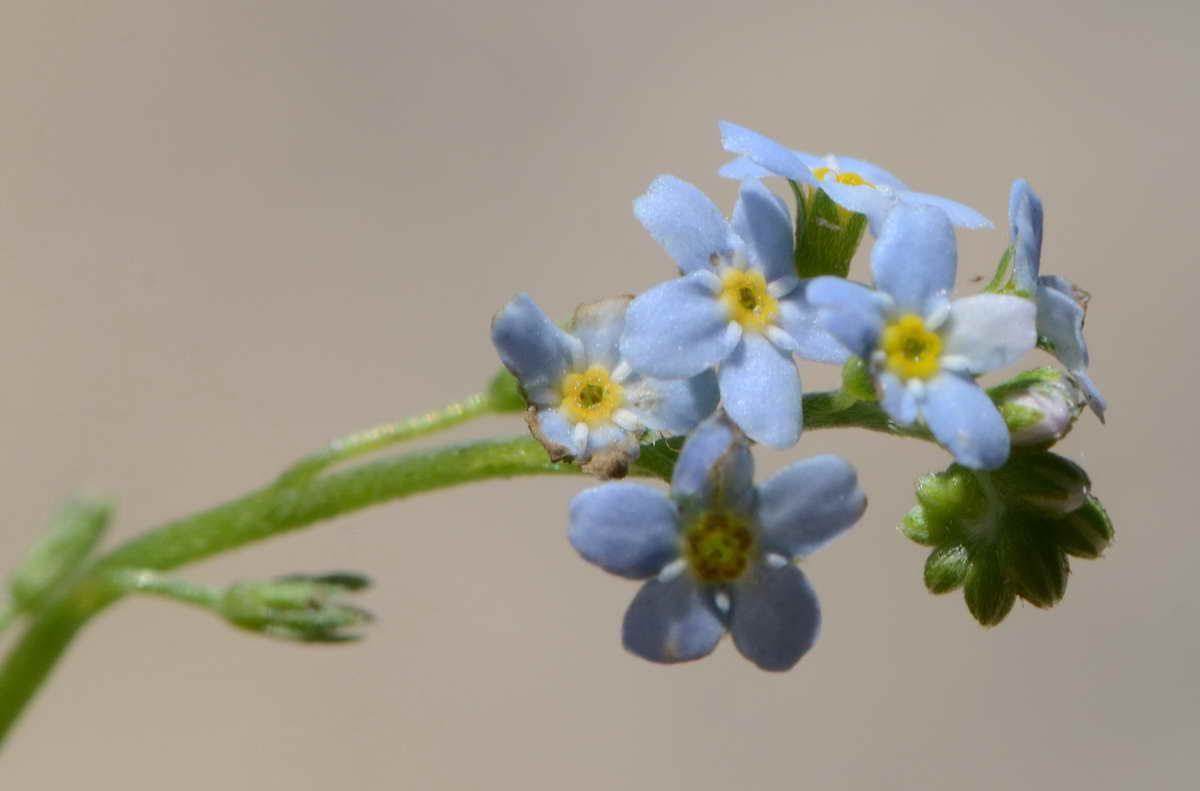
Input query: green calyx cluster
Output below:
<box><xmin>901</xmin><ymin>451</ymin><xmax>1113</xmax><ymax>626</ymax></box>
<box><xmin>789</xmin><ymin>179</ymin><xmax>870</xmax><ymax>278</ymax></box>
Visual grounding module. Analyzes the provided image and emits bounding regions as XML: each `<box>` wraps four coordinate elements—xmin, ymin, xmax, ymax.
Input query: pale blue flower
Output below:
<box><xmin>808</xmin><ymin>205</ymin><xmax>1036</xmax><ymax>469</ymax></box>
<box><xmin>718</xmin><ymin>121</ymin><xmax>992</xmax><ymax>235</ymax></box>
<box><xmin>619</xmin><ymin>176</ymin><xmax>846</xmax><ymax>448</ymax></box>
<box><xmin>492</xmin><ymin>294</ymin><xmax>718</xmax><ymax>476</ymax></box>
<box><xmin>1009</xmin><ymin>179</ymin><xmax>1106</xmax><ymax>420</ymax></box>
<box><xmin>568</xmin><ymin>416</ymin><xmax>865</xmax><ymax>670</ymax></box>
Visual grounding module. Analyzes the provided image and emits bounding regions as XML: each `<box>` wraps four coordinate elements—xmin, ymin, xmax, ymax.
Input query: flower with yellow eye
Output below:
<box><xmin>491</xmin><ymin>293</ymin><xmax>718</xmax><ymax>477</ymax></box>
<box><xmin>619</xmin><ymin>176</ymin><xmax>846</xmax><ymax>448</ymax></box>
<box><xmin>718</xmin><ymin>121</ymin><xmax>992</xmax><ymax>235</ymax></box>
<box><xmin>809</xmin><ymin>205</ymin><xmax>1036</xmax><ymax>470</ymax></box>
<box><xmin>568</xmin><ymin>416</ymin><xmax>865</xmax><ymax>670</ymax></box>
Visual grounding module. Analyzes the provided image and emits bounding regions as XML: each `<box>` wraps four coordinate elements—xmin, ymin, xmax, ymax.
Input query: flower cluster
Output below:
<box><xmin>492</xmin><ymin>122</ymin><xmax>1109</xmax><ymax>666</ymax></box>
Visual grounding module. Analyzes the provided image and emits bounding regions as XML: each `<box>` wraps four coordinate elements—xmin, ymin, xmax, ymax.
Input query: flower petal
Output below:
<box><xmin>1036</xmin><ymin>276</ymin><xmax>1088</xmax><ymax>370</ymax></box>
<box><xmin>1008</xmin><ymin>178</ymin><xmax>1044</xmax><ymax>291</ymax></box>
<box><xmin>621</xmin><ymin>371</ymin><xmax>720</xmax><ymax>435</ymax></box>
<box><xmin>901</xmin><ymin>191</ymin><xmax>993</xmax><ymax>229</ymax></box>
<box><xmin>730</xmin><ymin>563</ymin><xmax>820</xmax><ymax>671</ymax></box>
<box><xmin>776</xmin><ymin>288</ymin><xmax>851</xmax><ymax>364</ymax></box>
<box><xmin>731</xmin><ymin>179</ymin><xmax>795</xmax><ymax>283</ymax></box>
<box><xmin>620</xmin><ymin>273</ymin><xmax>736</xmax><ymax>379</ymax></box>
<box><xmin>718</xmin><ymin>156</ymin><xmax>774</xmax><ymax>180</ymax></box>
<box><xmin>814</xmin><ymin>178</ymin><xmax>897</xmax><ymax>233</ymax></box>
<box><xmin>807</xmin><ymin>277</ymin><xmax>886</xmax><ymax>360</ymax></box>
<box><xmin>923</xmin><ymin>373</ymin><xmax>1011</xmax><ymax>470</ymax></box>
<box><xmin>634</xmin><ymin>175</ymin><xmax>735</xmax><ymax>274</ymax></box>
<box><xmin>491</xmin><ymin>294</ymin><xmax>578</xmax><ymax>398</ymax></box>
<box><xmin>536</xmin><ymin>408</ymin><xmax>583</xmax><ymax>457</ymax></box>
<box><xmin>570</xmin><ymin>296</ymin><xmax>630</xmax><ymax>371</ymax></box>
<box><xmin>879</xmin><ymin>372</ymin><xmax>919</xmax><ymax>426</ymax></box>
<box><xmin>622</xmin><ymin>575</ymin><xmax>725</xmax><ymax>664</ymax></box>
<box><xmin>757</xmin><ymin>456</ymin><xmax>866</xmax><ymax>558</ymax></box>
<box><xmin>585</xmin><ymin>423</ymin><xmax>639</xmax><ymax>460</ymax></box>
<box><xmin>569</xmin><ymin>483</ymin><xmax>681</xmax><ymax>579</ymax></box>
<box><xmin>718</xmin><ymin>333</ymin><xmax>802</xmax><ymax>449</ymax></box>
<box><xmin>719</xmin><ymin>121</ymin><xmax>817</xmax><ymax>185</ymax></box>
<box><xmin>832</xmin><ymin>154</ymin><xmax>909</xmax><ymax>191</ymax></box>
<box><xmin>941</xmin><ymin>293</ymin><xmax>1037</xmax><ymax>374</ymax></box>
<box><xmin>670</xmin><ymin>415</ymin><xmax>755</xmax><ymax>513</ymax></box>
<box><xmin>1070</xmin><ymin>369</ymin><xmax>1108</xmax><ymax>422</ymax></box>
<box><xmin>871</xmin><ymin>204</ymin><xmax>957</xmax><ymax>316</ymax></box>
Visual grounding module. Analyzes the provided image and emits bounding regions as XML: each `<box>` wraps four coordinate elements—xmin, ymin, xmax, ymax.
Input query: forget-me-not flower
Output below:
<box><xmin>568</xmin><ymin>416</ymin><xmax>866</xmax><ymax>670</ymax></box>
<box><xmin>492</xmin><ymin>294</ymin><xmax>719</xmax><ymax>477</ymax></box>
<box><xmin>808</xmin><ymin>204</ymin><xmax>1036</xmax><ymax>470</ymax></box>
<box><xmin>619</xmin><ymin>176</ymin><xmax>846</xmax><ymax>448</ymax></box>
<box><xmin>718</xmin><ymin>121</ymin><xmax>992</xmax><ymax>235</ymax></box>
<box><xmin>1008</xmin><ymin>179</ymin><xmax>1106</xmax><ymax>420</ymax></box>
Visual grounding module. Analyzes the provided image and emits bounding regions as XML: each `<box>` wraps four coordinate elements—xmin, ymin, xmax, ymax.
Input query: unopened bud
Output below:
<box><xmin>220</xmin><ymin>572</ymin><xmax>372</xmax><ymax>643</ymax></box>
<box><xmin>993</xmin><ymin>368</ymin><xmax>1085</xmax><ymax>448</ymax></box>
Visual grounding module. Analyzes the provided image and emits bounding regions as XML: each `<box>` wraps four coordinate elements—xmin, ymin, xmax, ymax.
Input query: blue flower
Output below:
<box><xmin>1009</xmin><ymin>179</ymin><xmax>1107</xmax><ymax>420</ymax></box>
<box><xmin>568</xmin><ymin>416</ymin><xmax>865</xmax><ymax>670</ymax></box>
<box><xmin>808</xmin><ymin>205</ymin><xmax>1037</xmax><ymax>470</ymax></box>
<box><xmin>619</xmin><ymin>176</ymin><xmax>846</xmax><ymax>448</ymax></box>
<box><xmin>492</xmin><ymin>294</ymin><xmax>719</xmax><ymax>477</ymax></box>
<box><xmin>718</xmin><ymin>121</ymin><xmax>992</xmax><ymax>235</ymax></box>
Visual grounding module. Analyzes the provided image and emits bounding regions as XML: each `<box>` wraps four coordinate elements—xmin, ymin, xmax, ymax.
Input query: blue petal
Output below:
<box><xmin>634</xmin><ymin>175</ymin><xmax>734</xmax><ymax>274</ymax></box>
<box><xmin>620</xmin><ymin>273</ymin><xmax>736</xmax><ymax>378</ymax></box>
<box><xmin>776</xmin><ymin>289</ymin><xmax>850</xmax><ymax>364</ymax></box>
<box><xmin>871</xmin><ymin>204</ymin><xmax>957</xmax><ymax>316</ymax></box>
<box><xmin>879</xmin><ymin>372</ymin><xmax>919</xmax><ymax>426</ymax></box>
<box><xmin>536</xmin><ymin>408</ymin><xmax>583</xmax><ymax>457</ymax></box>
<box><xmin>757</xmin><ymin>456</ymin><xmax>866</xmax><ymax>558</ymax></box>
<box><xmin>622</xmin><ymin>371</ymin><xmax>720</xmax><ymax>435</ymax></box>
<box><xmin>831</xmin><ymin>154</ymin><xmax>909</xmax><ymax>191</ymax></box>
<box><xmin>491</xmin><ymin>294</ymin><xmax>578</xmax><ymax>398</ymax></box>
<box><xmin>901</xmin><ymin>191</ymin><xmax>993</xmax><ymax>229</ymax></box>
<box><xmin>1036</xmin><ymin>276</ymin><xmax>1088</xmax><ymax>370</ymax></box>
<box><xmin>585</xmin><ymin>423</ymin><xmax>639</xmax><ymax>459</ymax></box>
<box><xmin>622</xmin><ymin>576</ymin><xmax>725</xmax><ymax>664</ymax></box>
<box><xmin>813</xmin><ymin>178</ymin><xmax>896</xmax><ymax>234</ymax></box>
<box><xmin>923</xmin><ymin>373</ymin><xmax>1011</xmax><ymax>470</ymax></box>
<box><xmin>570</xmin><ymin>296</ymin><xmax>629</xmax><ymax>371</ymax></box>
<box><xmin>942</xmin><ymin>293</ymin><xmax>1037</xmax><ymax>374</ymax></box>
<box><xmin>670</xmin><ymin>415</ymin><xmax>755</xmax><ymax>513</ymax></box>
<box><xmin>718</xmin><ymin>333</ymin><xmax>802</xmax><ymax>449</ymax></box>
<box><xmin>1071</xmin><ymin>369</ymin><xmax>1108</xmax><ymax>422</ymax></box>
<box><xmin>730</xmin><ymin>563</ymin><xmax>820</xmax><ymax>671</ymax></box>
<box><xmin>731</xmin><ymin>179</ymin><xmax>795</xmax><ymax>283</ymax></box>
<box><xmin>569</xmin><ymin>483</ymin><xmax>681</xmax><ymax>579</ymax></box>
<box><xmin>807</xmin><ymin>277</ymin><xmax>886</xmax><ymax>360</ymax></box>
<box><xmin>719</xmin><ymin>156</ymin><xmax>774</xmax><ymax>180</ymax></box>
<box><xmin>1008</xmin><ymin>179</ymin><xmax>1044</xmax><ymax>291</ymax></box>
<box><xmin>719</xmin><ymin>121</ymin><xmax>817</xmax><ymax>185</ymax></box>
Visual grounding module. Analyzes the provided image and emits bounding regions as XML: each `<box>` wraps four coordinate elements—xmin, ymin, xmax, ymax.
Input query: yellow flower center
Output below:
<box><xmin>811</xmin><ymin>167</ymin><xmax>874</xmax><ymax>188</ymax></box>
<box><xmin>882</xmin><ymin>314</ymin><xmax>942</xmax><ymax>380</ymax></box>
<box><xmin>719</xmin><ymin>269</ymin><xmax>778</xmax><ymax>332</ymax></box>
<box><xmin>683</xmin><ymin>510</ymin><xmax>755</xmax><ymax>583</ymax></box>
<box><xmin>560</xmin><ymin>365</ymin><xmax>623</xmax><ymax>425</ymax></box>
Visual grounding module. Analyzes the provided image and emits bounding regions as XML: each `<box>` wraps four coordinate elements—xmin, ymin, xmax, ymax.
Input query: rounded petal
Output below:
<box><xmin>942</xmin><ymin>293</ymin><xmax>1037</xmax><ymax>374</ymax></box>
<box><xmin>536</xmin><ymin>408</ymin><xmax>583</xmax><ymax>457</ymax></box>
<box><xmin>923</xmin><ymin>373</ymin><xmax>1011</xmax><ymax>470</ymax></box>
<box><xmin>879</xmin><ymin>372</ymin><xmax>919</xmax><ymax>426</ymax></box>
<box><xmin>585</xmin><ymin>423</ymin><xmax>638</xmax><ymax>460</ymax></box>
<box><xmin>901</xmin><ymin>191</ymin><xmax>993</xmax><ymax>229</ymax></box>
<box><xmin>1008</xmin><ymin>179</ymin><xmax>1044</xmax><ymax>291</ymax></box>
<box><xmin>718</xmin><ymin>121</ymin><xmax>817</xmax><ymax>185</ymax></box>
<box><xmin>670</xmin><ymin>415</ymin><xmax>755</xmax><ymax>512</ymax></box>
<box><xmin>718</xmin><ymin>156</ymin><xmax>774</xmax><ymax>180</ymax></box>
<box><xmin>871</xmin><ymin>204</ymin><xmax>957</xmax><ymax>316</ymax></box>
<box><xmin>814</xmin><ymin>178</ymin><xmax>896</xmax><ymax>231</ymax></box>
<box><xmin>1070</xmin><ymin>369</ymin><xmax>1108</xmax><ymax>422</ymax></box>
<box><xmin>634</xmin><ymin>175</ymin><xmax>734</xmax><ymax>274</ymax></box>
<box><xmin>718</xmin><ymin>333</ymin><xmax>802</xmax><ymax>449</ymax></box>
<box><xmin>491</xmin><ymin>294</ymin><xmax>578</xmax><ymax>397</ymax></box>
<box><xmin>622</xmin><ymin>370</ymin><xmax>720</xmax><ymax>435</ymax></box>
<box><xmin>620</xmin><ymin>274</ymin><xmax>736</xmax><ymax>379</ymax></box>
<box><xmin>569</xmin><ymin>484</ymin><xmax>681</xmax><ymax>578</ymax></box>
<box><xmin>777</xmin><ymin>288</ymin><xmax>851</xmax><ymax>364</ymax></box>
<box><xmin>731</xmin><ymin>180</ymin><xmax>795</xmax><ymax>283</ymax></box>
<box><xmin>831</xmin><ymin>154</ymin><xmax>909</xmax><ymax>191</ymax></box>
<box><xmin>807</xmin><ymin>277</ymin><xmax>886</xmax><ymax>360</ymax></box>
<box><xmin>757</xmin><ymin>456</ymin><xmax>866</xmax><ymax>558</ymax></box>
<box><xmin>730</xmin><ymin>563</ymin><xmax>820</xmax><ymax>671</ymax></box>
<box><xmin>1036</xmin><ymin>276</ymin><xmax>1088</xmax><ymax>370</ymax></box>
<box><xmin>570</xmin><ymin>296</ymin><xmax>630</xmax><ymax>370</ymax></box>
<box><xmin>622</xmin><ymin>576</ymin><xmax>725</xmax><ymax>664</ymax></box>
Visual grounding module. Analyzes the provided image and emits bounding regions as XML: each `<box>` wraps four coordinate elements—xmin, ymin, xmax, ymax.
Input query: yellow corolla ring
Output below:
<box><xmin>719</xmin><ymin>268</ymin><xmax>779</xmax><ymax>332</ymax></box>
<box><xmin>560</xmin><ymin>365</ymin><xmax>623</xmax><ymax>425</ymax></box>
<box><xmin>882</xmin><ymin>314</ymin><xmax>942</xmax><ymax>380</ymax></box>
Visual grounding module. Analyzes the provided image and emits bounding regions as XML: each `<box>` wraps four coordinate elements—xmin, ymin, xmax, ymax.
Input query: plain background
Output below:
<box><xmin>1</xmin><ymin>1</ymin><xmax>1196</xmax><ymax>788</ymax></box>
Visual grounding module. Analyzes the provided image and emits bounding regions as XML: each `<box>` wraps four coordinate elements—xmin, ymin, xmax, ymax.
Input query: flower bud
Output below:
<box><xmin>219</xmin><ymin>572</ymin><xmax>372</xmax><ymax>643</ymax></box>
<box><xmin>992</xmin><ymin>368</ymin><xmax>1085</xmax><ymax>448</ymax></box>
<box><xmin>9</xmin><ymin>493</ymin><xmax>111</xmax><ymax>612</ymax></box>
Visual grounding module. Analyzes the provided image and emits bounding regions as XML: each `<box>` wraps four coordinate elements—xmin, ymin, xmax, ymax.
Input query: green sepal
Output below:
<box><xmin>963</xmin><ymin>550</ymin><xmax>1016</xmax><ymax>627</ymax></box>
<box><xmin>792</xmin><ymin>186</ymin><xmax>868</xmax><ymax>278</ymax></box>
<box><xmin>220</xmin><ymin>572</ymin><xmax>373</xmax><ymax>643</ymax></box>
<box><xmin>835</xmin><ymin>356</ymin><xmax>876</xmax><ymax>407</ymax></box>
<box><xmin>999</xmin><ymin>516</ymin><xmax>1068</xmax><ymax>608</ymax></box>
<box><xmin>924</xmin><ymin>544</ymin><xmax>970</xmax><ymax>594</ymax></box>
<box><xmin>1055</xmin><ymin>496</ymin><xmax>1114</xmax><ymax>559</ymax></box>
<box><xmin>486</xmin><ymin>367</ymin><xmax>527</xmax><ymax>412</ymax></box>
<box><xmin>633</xmin><ymin>437</ymin><xmax>683</xmax><ymax>482</ymax></box>
<box><xmin>9</xmin><ymin>494</ymin><xmax>112</xmax><ymax>612</ymax></box>
<box><xmin>983</xmin><ymin>244</ymin><xmax>1016</xmax><ymax>293</ymax></box>
<box><xmin>991</xmin><ymin>452</ymin><xmax>1089</xmax><ymax>515</ymax></box>
<box><xmin>998</xmin><ymin>402</ymin><xmax>1043</xmax><ymax>434</ymax></box>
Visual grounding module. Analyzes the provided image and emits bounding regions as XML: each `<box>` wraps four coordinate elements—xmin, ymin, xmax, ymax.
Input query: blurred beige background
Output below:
<box><xmin>0</xmin><ymin>0</ymin><xmax>1195</xmax><ymax>788</ymax></box>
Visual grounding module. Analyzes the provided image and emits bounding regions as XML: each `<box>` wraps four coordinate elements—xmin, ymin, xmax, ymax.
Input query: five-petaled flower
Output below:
<box><xmin>1008</xmin><ymin>179</ymin><xmax>1107</xmax><ymax>420</ymax></box>
<box><xmin>568</xmin><ymin>416</ymin><xmax>866</xmax><ymax>670</ymax></box>
<box><xmin>718</xmin><ymin>121</ymin><xmax>992</xmax><ymax>235</ymax></box>
<box><xmin>808</xmin><ymin>204</ymin><xmax>1037</xmax><ymax>469</ymax></box>
<box><xmin>492</xmin><ymin>294</ymin><xmax>719</xmax><ymax>477</ymax></box>
<box><xmin>619</xmin><ymin>175</ymin><xmax>846</xmax><ymax>448</ymax></box>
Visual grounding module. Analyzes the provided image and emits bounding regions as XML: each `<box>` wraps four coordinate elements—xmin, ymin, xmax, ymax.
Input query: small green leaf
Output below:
<box><xmin>983</xmin><ymin>244</ymin><xmax>1015</xmax><ymax>293</ymax></box>
<box><xmin>10</xmin><ymin>494</ymin><xmax>112</xmax><ymax>612</ymax></box>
